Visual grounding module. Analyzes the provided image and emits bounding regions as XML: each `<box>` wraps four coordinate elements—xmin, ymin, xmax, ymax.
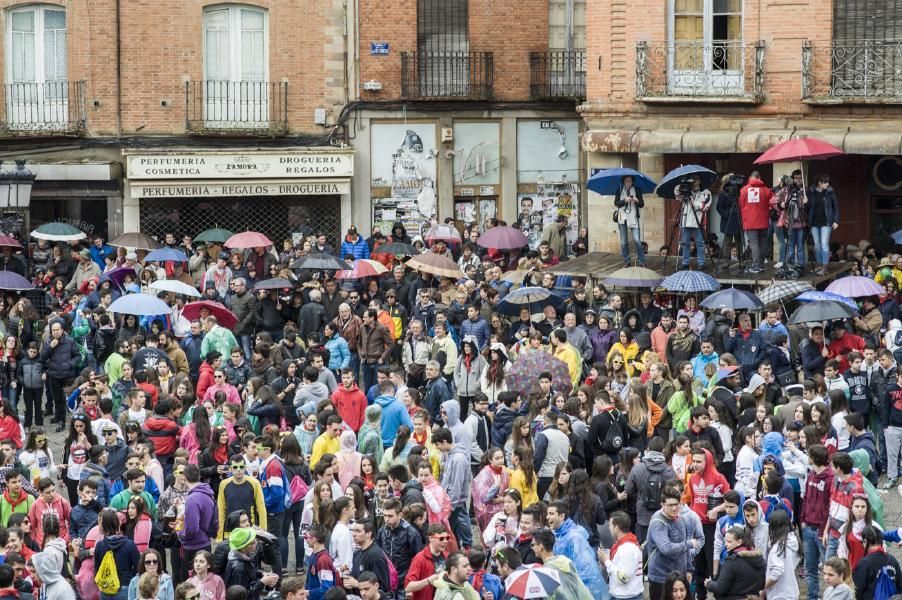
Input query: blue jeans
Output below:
<box><xmin>361</xmin><ymin>362</ymin><xmax>378</xmax><ymax>394</ymax></box>
<box><xmin>450</xmin><ymin>505</ymin><xmax>472</xmax><ymax>548</ymax></box>
<box><xmin>680</xmin><ymin>227</ymin><xmax>705</xmax><ymax>266</ymax></box>
<box><xmin>281</xmin><ymin>500</ymin><xmax>304</xmax><ymax>570</ymax></box>
<box><xmin>100</xmin><ymin>587</ymin><xmax>129</xmax><ymax>600</ymax></box>
<box><xmin>802</xmin><ymin>525</ymin><xmax>825</xmax><ymax>600</ymax></box>
<box><xmin>812</xmin><ymin>225</ymin><xmax>832</xmax><ymax>265</ymax></box>
<box><xmin>239</xmin><ymin>334</ymin><xmax>253</xmax><ymax>361</ymax></box>
<box><xmin>618</xmin><ymin>223</ymin><xmax>645</xmax><ymax>265</ymax></box>
<box><xmin>775</xmin><ymin>227</ymin><xmax>787</xmax><ymax>263</ymax></box>
<box><xmin>786</xmin><ymin>228</ymin><xmax>807</xmax><ymax>266</ymax></box>
<box><xmin>825</xmin><ymin>534</ymin><xmax>840</xmax><ymax>559</ymax></box>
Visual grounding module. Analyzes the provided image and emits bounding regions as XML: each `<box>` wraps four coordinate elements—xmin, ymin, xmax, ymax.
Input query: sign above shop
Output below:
<box><xmin>126</xmin><ymin>152</ymin><xmax>354</xmax><ymax>180</ymax></box>
<box><xmin>130</xmin><ymin>179</ymin><xmax>350</xmax><ymax>198</ymax></box>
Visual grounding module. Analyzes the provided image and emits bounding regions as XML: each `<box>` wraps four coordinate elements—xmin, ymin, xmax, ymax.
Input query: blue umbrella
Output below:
<box><xmin>700</xmin><ymin>288</ymin><xmax>763</xmax><ymax>310</ymax></box>
<box><xmin>144</xmin><ymin>248</ymin><xmax>189</xmax><ymax>263</ymax></box>
<box><xmin>660</xmin><ymin>270</ymin><xmax>721</xmax><ymax>293</ymax></box>
<box><xmin>891</xmin><ymin>229</ymin><xmax>902</xmax><ymax>245</ymax></box>
<box><xmin>107</xmin><ymin>293</ymin><xmax>171</xmax><ymax>316</ymax></box>
<box><xmin>586</xmin><ymin>167</ymin><xmax>657</xmax><ymax>196</ymax></box>
<box><xmin>797</xmin><ymin>290</ymin><xmax>857</xmax><ymax>309</ymax></box>
<box><xmin>496</xmin><ymin>286</ymin><xmax>565</xmax><ymax>316</ymax></box>
<box><xmin>656</xmin><ymin>164</ymin><xmax>718</xmax><ymax>199</ymax></box>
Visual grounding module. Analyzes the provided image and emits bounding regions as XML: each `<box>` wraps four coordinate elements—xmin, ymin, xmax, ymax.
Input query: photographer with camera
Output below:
<box><xmin>676</xmin><ymin>175</ymin><xmax>712</xmax><ymax>270</ymax></box>
<box><xmin>613</xmin><ymin>175</ymin><xmax>646</xmax><ymax>267</ymax></box>
<box><xmin>772</xmin><ymin>170</ymin><xmax>808</xmax><ymax>275</ymax></box>
<box><xmin>738</xmin><ymin>171</ymin><xmax>774</xmax><ymax>274</ymax></box>
<box><xmin>716</xmin><ymin>173</ymin><xmax>745</xmax><ymax>263</ymax></box>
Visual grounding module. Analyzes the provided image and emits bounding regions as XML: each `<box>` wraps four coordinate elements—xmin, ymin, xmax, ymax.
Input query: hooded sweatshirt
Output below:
<box><xmin>552</xmin><ymin>518</ymin><xmax>607</xmax><ymax>599</ymax></box>
<box><xmin>376</xmin><ymin>393</ymin><xmax>413</xmax><ymax>448</ymax></box>
<box><xmin>28</xmin><ymin>493</ymin><xmax>71</xmax><ymax>545</ymax></box>
<box><xmin>441</xmin><ymin>400</ymin><xmax>473</xmax><ymax>452</ymax></box>
<box><xmin>440</xmin><ymin>443</ymin><xmax>471</xmax><ymax>509</ymax></box>
<box><xmin>180</xmin><ymin>482</ymin><xmax>217</xmax><ymax>550</ymax></box>
<box><xmin>94</xmin><ymin>534</ymin><xmax>140</xmax><ymax>590</ymax></box>
<box><xmin>765</xmin><ymin>532</ymin><xmax>800</xmax><ymax>600</ymax></box>
<box><xmin>625</xmin><ymin>450</ymin><xmax>676</xmax><ymax>527</ymax></box>
<box><xmin>331</xmin><ymin>382</ymin><xmax>367</xmax><ymax>433</ymax></box>
<box><xmin>738</xmin><ymin>177</ymin><xmax>774</xmax><ymax>230</ymax></box>
<box><xmin>33</xmin><ymin>551</ymin><xmax>75</xmax><ymax>600</ymax></box>
<box><xmin>294</xmin><ymin>381</ymin><xmax>331</xmax><ymax>417</ymax></box>
<box><xmin>742</xmin><ymin>500</ymin><xmax>770</xmax><ymax>551</ymax></box>
<box><xmin>687</xmin><ymin>448</ymin><xmax>730</xmax><ymax>524</ymax></box>
<box><xmin>800</xmin><ymin>465</ymin><xmax>835</xmax><ymax>535</ymax></box>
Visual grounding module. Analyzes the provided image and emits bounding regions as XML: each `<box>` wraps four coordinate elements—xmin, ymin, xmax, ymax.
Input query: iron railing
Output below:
<box><xmin>636</xmin><ymin>41</ymin><xmax>765</xmax><ymax>101</ymax></box>
<box><xmin>802</xmin><ymin>40</ymin><xmax>902</xmax><ymax>102</ymax></box>
<box><xmin>185</xmin><ymin>80</ymin><xmax>288</xmax><ymax>134</ymax></box>
<box><xmin>401</xmin><ymin>51</ymin><xmax>494</xmax><ymax>99</ymax></box>
<box><xmin>529</xmin><ymin>50</ymin><xmax>587</xmax><ymax>99</ymax></box>
<box><xmin>2</xmin><ymin>80</ymin><xmax>86</xmax><ymax>134</ymax></box>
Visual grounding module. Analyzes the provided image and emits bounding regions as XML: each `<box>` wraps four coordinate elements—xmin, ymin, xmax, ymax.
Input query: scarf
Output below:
<box><xmin>213</xmin><ymin>445</ymin><xmax>228</xmax><ymax>465</ymax></box>
<box><xmin>252</xmin><ymin>356</ymin><xmax>272</xmax><ymax>376</ymax></box>
<box><xmin>488</xmin><ymin>464</ymin><xmax>503</xmax><ymax>475</ymax></box>
<box><xmin>464</xmin><ymin>354</ymin><xmax>472</xmax><ymax>372</ymax></box>
<box><xmin>610</xmin><ymin>532</ymin><xmax>639</xmax><ymax>559</ymax></box>
<box><xmin>3</xmin><ymin>490</ymin><xmax>27</xmax><ymax>508</ymax></box>
<box><xmin>412</xmin><ymin>429</ymin><xmax>428</xmax><ymax>447</ymax></box>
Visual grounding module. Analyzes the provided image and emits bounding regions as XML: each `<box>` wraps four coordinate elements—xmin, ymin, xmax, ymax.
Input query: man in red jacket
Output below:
<box><xmin>686</xmin><ymin>447</ymin><xmax>731</xmax><ymax>600</ymax></box>
<box><xmin>824</xmin><ymin>451</ymin><xmax>864</xmax><ymax>559</ymax></box>
<box><xmin>738</xmin><ymin>171</ymin><xmax>774</xmax><ymax>273</ymax></box>
<box><xmin>332</xmin><ymin>369</ymin><xmax>367</xmax><ymax>433</ymax></box>
<box><xmin>142</xmin><ymin>399</ymin><xmax>180</xmax><ymax>478</ymax></box>
<box><xmin>404</xmin><ymin>523</ymin><xmax>450</xmax><ymax>600</ymax></box>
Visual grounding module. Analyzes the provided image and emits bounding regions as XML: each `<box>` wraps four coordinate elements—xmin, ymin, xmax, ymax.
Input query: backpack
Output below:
<box><xmin>94</xmin><ymin>551</ymin><xmax>120</xmax><ymax>595</ymax></box>
<box><xmin>875</xmin><ymin>562</ymin><xmax>898</xmax><ymax>600</ymax></box>
<box><xmin>286</xmin><ymin>463</ymin><xmax>309</xmax><ymax>504</ymax></box>
<box><xmin>640</xmin><ymin>468</ymin><xmax>666</xmax><ymax>511</ymax></box>
<box><xmin>599</xmin><ymin>410</ymin><xmax>624</xmax><ymax>454</ymax></box>
<box><xmin>381</xmin><ymin>548</ymin><xmax>399</xmax><ymax>591</ymax></box>
<box><xmin>762</xmin><ymin>495</ymin><xmax>793</xmax><ymax>521</ymax></box>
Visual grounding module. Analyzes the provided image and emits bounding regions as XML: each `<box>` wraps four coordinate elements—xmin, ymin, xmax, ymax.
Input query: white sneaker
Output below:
<box><xmin>774</xmin><ymin>262</ymin><xmax>783</xmax><ymax>269</ymax></box>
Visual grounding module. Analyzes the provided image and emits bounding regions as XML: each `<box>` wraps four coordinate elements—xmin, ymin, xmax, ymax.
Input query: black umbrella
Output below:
<box><xmin>655</xmin><ymin>164</ymin><xmax>718</xmax><ymax>199</ymax></box>
<box><xmin>290</xmin><ymin>253</ymin><xmax>351</xmax><ymax>271</ymax></box>
<box><xmin>252</xmin><ymin>278</ymin><xmax>296</xmax><ymax>291</ymax></box>
<box><xmin>788</xmin><ymin>300</ymin><xmax>858</xmax><ymax>325</ymax></box>
<box><xmin>374</xmin><ymin>242</ymin><xmax>421</xmax><ymax>256</ymax></box>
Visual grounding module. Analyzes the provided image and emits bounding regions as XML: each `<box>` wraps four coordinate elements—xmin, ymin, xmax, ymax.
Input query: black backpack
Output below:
<box><xmin>599</xmin><ymin>410</ymin><xmax>624</xmax><ymax>454</ymax></box>
<box><xmin>640</xmin><ymin>468</ymin><xmax>666</xmax><ymax>511</ymax></box>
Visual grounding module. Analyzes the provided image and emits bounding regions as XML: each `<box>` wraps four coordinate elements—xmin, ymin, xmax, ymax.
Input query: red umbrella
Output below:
<box><xmin>754</xmin><ymin>137</ymin><xmax>844</xmax><ymax>164</ymax></box>
<box><xmin>334</xmin><ymin>259</ymin><xmax>389</xmax><ymax>280</ymax></box>
<box><xmin>477</xmin><ymin>226</ymin><xmax>528</xmax><ymax>250</ymax></box>
<box><xmin>224</xmin><ymin>231</ymin><xmax>273</xmax><ymax>248</ymax></box>
<box><xmin>424</xmin><ymin>224</ymin><xmax>462</xmax><ymax>243</ymax></box>
<box><xmin>0</xmin><ymin>236</ymin><xmax>23</xmax><ymax>249</ymax></box>
<box><xmin>181</xmin><ymin>300</ymin><xmax>238</xmax><ymax>328</ymax></box>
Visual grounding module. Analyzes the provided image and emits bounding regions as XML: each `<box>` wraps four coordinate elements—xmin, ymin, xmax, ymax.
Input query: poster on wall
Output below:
<box><xmin>517</xmin><ymin>183</ymin><xmax>580</xmax><ymax>250</ymax></box>
<box><xmin>371</xmin><ymin>124</ymin><xmax>437</xmax><ymax>236</ymax></box>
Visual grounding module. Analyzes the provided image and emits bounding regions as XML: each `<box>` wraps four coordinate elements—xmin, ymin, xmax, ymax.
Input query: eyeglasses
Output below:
<box><xmin>430</xmin><ymin>535</ymin><xmax>450</xmax><ymax>541</ymax></box>
<box><xmin>186</xmin><ymin>594</ymin><xmax>200</xmax><ymax>600</ymax></box>
<box><xmin>214</xmin><ymin>375</ymin><xmax>224</xmax><ymax>379</ymax></box>
<box><xmin>144</xmin><ymin>559</ymin><xmax>158</xmax><ymax>565</ymax></box>
<box><xmin>230</xmin><ymin>464</ymin><xmax>245</xmax><ymax>470</ymax></box>
<box><xmin>35</xmin><ymin>437</ymin><xmax>47</xmax><ymax>443</ymax></box>
<box><xmin>103</xmin><ymin>431</ymin><xmax>117</xmax><ymax>436</ymax></box>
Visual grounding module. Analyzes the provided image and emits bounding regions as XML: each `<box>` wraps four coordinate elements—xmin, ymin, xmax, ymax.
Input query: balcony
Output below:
<box><xmin>185</xmin><ymin>80</ymin><xmax>288</xmax><ymax>134</ymax></box>
<box><xmin>636</xmin><ymin>41</ymin><xmax>765</xmax><ymax>103</ymax></box>
<box><xmin>2</xmin><ymin>80</ymin><xmax>86</xmax><ymax>135</ymax></box>
<box><xmin>400</xmin><ymin>51</ymin><xmax>494</xmax><ymax>99</ymax></box>
<box><xmin>529</xmin><ymin>51</ymin><xmax>586</xmax><ymax>99</ymax></box>
<box><xmin>802</xmin><ymin>40</ymin><xmax>902</xmax><ymax>103</ymax></box>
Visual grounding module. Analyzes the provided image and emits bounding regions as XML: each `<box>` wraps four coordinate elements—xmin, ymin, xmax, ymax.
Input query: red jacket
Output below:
<box><xmin>142</xmin><ymin>415</ymin><xmax>180</xmax><ymax>458</ymax></box>
<box><xmin>827</xmin><ymin>470</ymin><xmax>864</xmax><ymax>537</ymax></box>
<box><xmin>828</xmin><ymin>333</ymin><xmax>866</xmax><ymax>373</ymax></box>
<box><xmin>800</xmin><ymin>466</ymin><xmax>835</xmax><ymax>535</ymax></box>
<box><xmin>137</xmin><ymin>382</ymin><xmax>158</xmax><ymax>409</ymax></box>
<box><xmin>738</xmin><ymin>177</ymin><xmax>774</xmax><ymax>230</ymax></box>
<box><xmin>331</xmin><ymin>384</ymin><xmax>367</xmax><ymax>433</ymax></box>
<box><xmin>0</xmin><ymin>416</ymin><xmax>21</xmax><ymax>449</ymax></box>
<box><xmin>196</xmin><ymin>361</ymin><xmax>216</xmax><ymax>401</ymax></box>
<box><xmin>404</xmin><ymin>545</ymin><xmax>447</xmax><ymax>600</ymax></box>
<box><xmin>686</xmin><ymin>448</ymin><xmax>730</xmax><ymax>525</ymax></box>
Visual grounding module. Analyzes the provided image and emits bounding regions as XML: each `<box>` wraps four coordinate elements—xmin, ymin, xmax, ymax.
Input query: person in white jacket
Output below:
<box><xmin>599</xmin><ymin>511</ymin><xmax>644</xmax><ymax>600</ymax></box>
<box><xmin>329</xmin><ymin>496</ymin><xmax>356</xmax><ymax>572</ymax></box>
<box><xmin>763</xmin><ymin>510</ymin><xmax>800</xmax><ymax>600</ymax></box>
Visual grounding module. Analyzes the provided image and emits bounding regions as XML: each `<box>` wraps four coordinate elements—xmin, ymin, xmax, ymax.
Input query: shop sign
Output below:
<box><xmin>131</xmin><ymin>180</ymin><xmax>350</xmax><ymax>198</ymax></box>
<box><xmin>127</xmin><ymin>152</ymin><xmax>354</xmax><ymax>180</ymax></box>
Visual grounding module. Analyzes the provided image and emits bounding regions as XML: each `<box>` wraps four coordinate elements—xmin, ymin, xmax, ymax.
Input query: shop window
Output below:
<box><xmin>203</xmin><ymin>5</ymin><xmax>268</xmax><ymax>126</ymax></box>
<box><xmin>5</xmin><ymin>5</ymin><xmax>68</xmax><ymax>126</ymax></box>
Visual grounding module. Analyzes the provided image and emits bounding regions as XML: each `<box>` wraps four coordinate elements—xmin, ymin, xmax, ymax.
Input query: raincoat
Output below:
<box><xmin>552</xmin><ymin>518</ymin><xmax>608</xmax><ymax>599</ymax></box>
<box><xmin>471</xmin><ymin>464</ymin><xmax>510</xmax><ymax>530</ymax></box>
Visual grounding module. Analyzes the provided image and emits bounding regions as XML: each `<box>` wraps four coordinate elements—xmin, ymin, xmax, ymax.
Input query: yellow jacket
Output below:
<box><xmin>554</xmin><ymin>344</ymin><xmax>582</xmax><ymax>388</ymax></box>
<box><xmin>509</xmin><ymin>467</ymin><xmax>539</xmax><ymax>509</ymax></box>
<box><xmin>607</xmin><ymin>341</ymin><xmax>640</xmax><ymax>377</ymax></box>
<box><xmin>310</xmin><ymin>432</ymin><xmax>341</xmax><ymax>469</ymax></box>
<box><xmin>216</xmin><ymin>476</ymin><xmax>267</xmax><ymax>540</ymax></box>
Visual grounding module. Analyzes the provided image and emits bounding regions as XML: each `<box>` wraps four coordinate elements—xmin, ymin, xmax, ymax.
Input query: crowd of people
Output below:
<box><xmin>0</xmin><ymin>217</ymin><xmax>898</xmax><ymax>600</ymax></box>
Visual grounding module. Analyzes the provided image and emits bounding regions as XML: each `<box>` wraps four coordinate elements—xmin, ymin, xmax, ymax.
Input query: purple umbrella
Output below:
<box><xmin>0</xmin><ymin>271</ymin><xmax>33</xmax><ymax>291</ymax></box>
<box><xmin>505</xmin><ymin>350</ymin><xmax>573</xmax><ymax>398</ymax></box>
<box><xmin>825</xmin><ymin>276</ymin><xmax>884</xmax><ymax>298</ymax></box>
<box><xmin>100</xmin><ymin>267</ymin><xmax>138</xmax><ymax>292</ymax></box>
<box><xmin>477</xmin><ymin>226</ymin><xmax>528</xmax><ymax>250</ymax></box>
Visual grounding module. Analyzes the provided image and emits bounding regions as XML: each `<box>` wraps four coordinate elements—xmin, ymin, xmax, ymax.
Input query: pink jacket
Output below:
<box><xmin>202</xmin><ymin>383</ymin><xmax>241</xmax><ymax>405</ymax></box>
<box><xmin>28</xmin><ymin>493</ymin><xmax>71</xmax><ymax>544</ymax></box>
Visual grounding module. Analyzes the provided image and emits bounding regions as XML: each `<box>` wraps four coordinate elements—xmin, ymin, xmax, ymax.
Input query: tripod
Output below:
<box><xmin>663</xmin><ymin>191</ymin><xmax>719</xmax><ymax>271</ymax></box>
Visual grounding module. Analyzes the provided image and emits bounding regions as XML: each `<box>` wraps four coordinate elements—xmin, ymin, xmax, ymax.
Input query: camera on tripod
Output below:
<box><xmin>676</xmin><ymin>179</ymin><xmax>694</xmax><ymax>199</ymax></box>
<box><xmin>723</xmin><ymin>173</ymin><xmax>746</xmax><ymax>195</ymax></box>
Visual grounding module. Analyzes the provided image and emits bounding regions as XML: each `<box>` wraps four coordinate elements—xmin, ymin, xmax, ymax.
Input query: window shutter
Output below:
<box><xmin>10</xmin><ymin>10</ymin><xmax>36</xmax><ymax>83</ymax></box>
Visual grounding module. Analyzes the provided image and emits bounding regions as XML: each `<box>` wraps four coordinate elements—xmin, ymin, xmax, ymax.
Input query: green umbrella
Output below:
<box><xmin>31</xmin><ymin>222</ymin><xmax>87</xmax><ymax>241</ymax></box>
<box><xmin>194</xmin><ymin>228</ymin><xmax>234</xmax><ymax>244</ymax></box>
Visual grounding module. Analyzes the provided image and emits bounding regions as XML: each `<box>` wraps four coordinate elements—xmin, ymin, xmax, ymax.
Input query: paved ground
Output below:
<box><xmin>43</xmin><ymin>420</ymin><xmax>902</xmax><ymax>589</ymax></box>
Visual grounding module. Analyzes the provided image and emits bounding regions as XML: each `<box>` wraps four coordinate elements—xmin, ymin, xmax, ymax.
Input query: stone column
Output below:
<box><xmin>586</xmin><ymin>152</ymin><xmax>624</xmax><ymax>253</ymax></box>
<box><xmin>638</xmin><ymin>153</ymin><xmax>666</xmax><ymax>253</ymax></box>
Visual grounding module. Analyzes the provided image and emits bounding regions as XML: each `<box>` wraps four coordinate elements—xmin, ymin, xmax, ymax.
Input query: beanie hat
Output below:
<box><xmin>228</xmin><ymin>527</ymin><xmax>256</xmax><ymax>551</ymax></box>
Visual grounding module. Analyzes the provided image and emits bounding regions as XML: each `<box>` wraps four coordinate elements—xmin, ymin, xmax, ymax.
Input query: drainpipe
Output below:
<box><xmin>116</xmin><ymin>0</ymin><xmax>122</xmax><ymax>135</ymax></box>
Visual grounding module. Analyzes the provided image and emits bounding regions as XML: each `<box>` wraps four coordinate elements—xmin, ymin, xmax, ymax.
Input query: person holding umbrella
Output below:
<box><xmin>677</xmin><ymin>175</ymin><xmax>712</xmax><ymax>271</ymax></box>
<box><xmin>738</xmin><ymin>171</ymin><xmax>775</xmax><ymax>274</ymax></box>
<box><xmin>614</xmin><ymin>175</ymin><xmax>646</xmax><ymax>267</ymax></box>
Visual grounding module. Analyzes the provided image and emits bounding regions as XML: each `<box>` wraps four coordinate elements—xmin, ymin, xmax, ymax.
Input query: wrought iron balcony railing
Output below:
<box><xmin>401</xmin><ymin>51</ymin><xmax>494</xmax><ymax>99</ymax></box>
<box><xmin>529</xmin><ymin>50</ymin><xmax>587</xmax><ymax>99</ymax></box>
<box><xmin>185</xmin><ymin>80</ymin><xmax>288</xmax><ymax>134</ymax></box>
<box><xmin>636</xmin><ymin>41</ymin><xmax>765</xmax><ymax>102</ymax></box>
<box><xmin>802</xmin><ymin>40</ymin><xmax>902</xmax><ymax>102</ymax></box>
<box><xmin>2</xmin><ymin>80</ymin><xmax>86</xmax><ymax>134</ymax></box>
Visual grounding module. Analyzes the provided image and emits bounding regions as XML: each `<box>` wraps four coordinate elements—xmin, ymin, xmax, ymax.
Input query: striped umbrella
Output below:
<box><xmin>757</xmin><ymin>280</ymin><xmax>814</xmax><ymax>305</ymax></box>
<box><xmin>504</xmin><ymin>565</ymin><xmax>561</xmax><ymax>599</ymax></box>
<box><xmin>660</xmin><ymin>270</ymin><xmax>721</xmax><ymax>293</ymax></box>
<box><xmin>603</xmin><ymin>266</ymin><xmax>664</xmax><ymax>288</ymax></box>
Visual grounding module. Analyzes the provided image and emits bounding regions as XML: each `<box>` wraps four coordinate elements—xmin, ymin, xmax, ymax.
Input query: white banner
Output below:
<box><xmin>126</xmin><ymin>151</ymin><xmax>354</xmax><ymax>179</ymax></box>
<box><xmin>131</xmin><ymin>180</ymin><xmax>350</xmax><ymax>198</ymax></box>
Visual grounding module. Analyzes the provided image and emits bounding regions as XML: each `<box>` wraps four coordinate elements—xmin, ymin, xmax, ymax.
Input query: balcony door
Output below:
<box><xmin>5</xmin><ymin>5</ymin><xmax>68</xmax><ymax>129</ymax></box>
<box><xmin>547</xmin><ymin>0</ymin><xmax>586</xmax><ymax>94</ymax></box>
<box><xmin>417</xmin><ymin>0</ymin><xmax>469</xmax><ymax>97</ymax></box>
<box><xmin>669</xmin><ymin>0</ymin><xmax>743</xmax><ymax>95</ymax></box>
<box><xmin>203</xmin><ymin>6</ymin><xmax>268</xmax><ymax>127</ymax></box>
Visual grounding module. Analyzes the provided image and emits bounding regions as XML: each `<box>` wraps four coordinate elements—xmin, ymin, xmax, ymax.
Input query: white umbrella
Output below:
<box><xmin>149</xmin><ymin>279</ymin><xmax>202</xmax><ymax>298</ymax></box>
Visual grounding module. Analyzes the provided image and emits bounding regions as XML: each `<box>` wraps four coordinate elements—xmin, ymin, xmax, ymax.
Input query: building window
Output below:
<box><xmin>669</xmin><ymin>0</ymin><xmax>742</xmax><ymax>91</ymax></box>
<box><xmin>5</xmin><ymin>5</ymin><xmax>68</xmax><ymax>126</ymax></box>
<box><xmin>833</xmin><ymin>0</ymin><xmax>902</xmax><ymax>42</ymax></box>
<box><xmin>416</xmin><ymin>0</ymin><xmax>470</xmax><ymax>96</ymax></box>
<box><xmin>203</xmin><ymin>5</ymin><xmax>268</xmax><ymax>126</ymax></box>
